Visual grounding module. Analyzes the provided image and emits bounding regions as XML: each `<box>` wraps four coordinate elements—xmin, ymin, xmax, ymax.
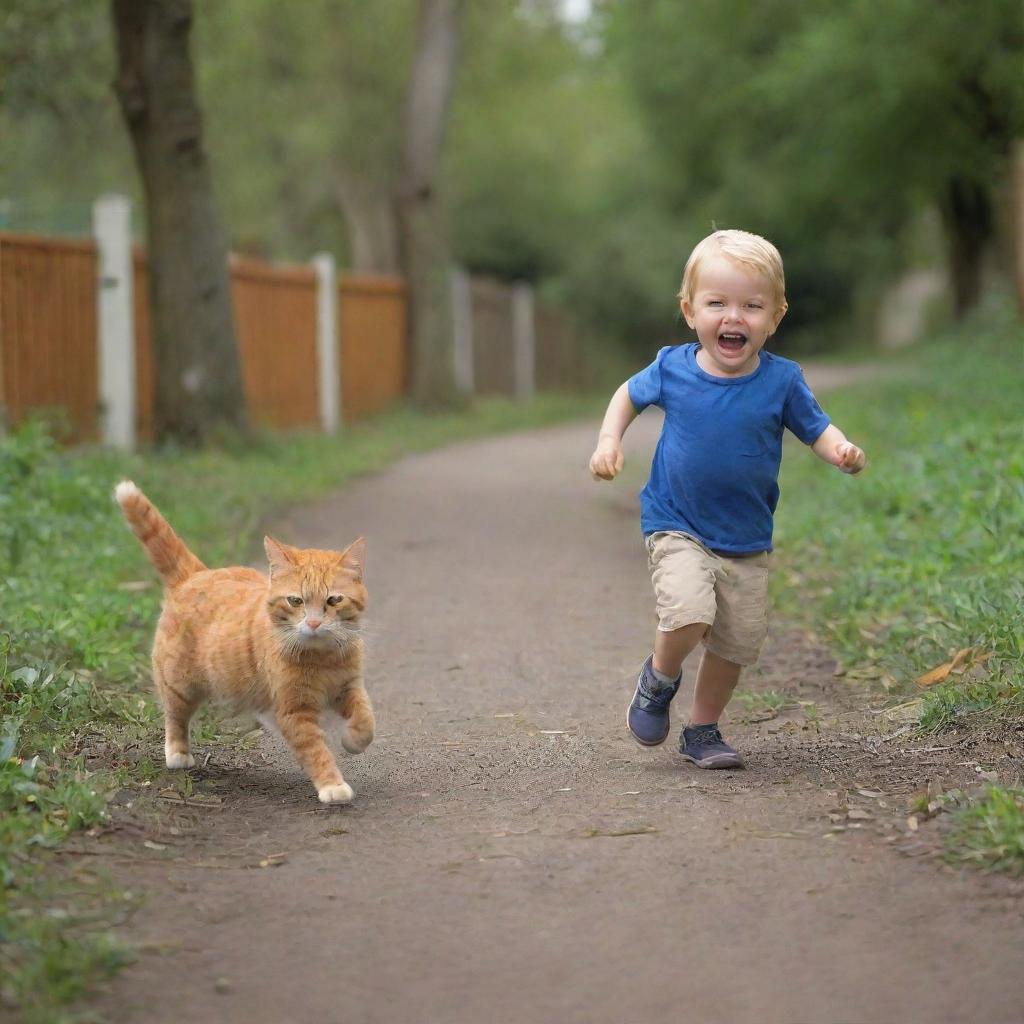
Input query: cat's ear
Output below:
<box><xmin>264</xmin><ymin>536</ymin><xmax>297</xmax><ymax>577</ymax></box>
<box><xmin>340</xmin><ymin>537</ymin><xmax>366</xmax><ymax>581</ymax></box>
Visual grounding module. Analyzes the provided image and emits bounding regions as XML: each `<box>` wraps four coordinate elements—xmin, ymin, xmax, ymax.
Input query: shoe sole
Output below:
<box><xmin>625</xmin><ymin>698</ymin><xmax>669</xmax><ymax>747</ymax></box>
<box><xmin>680</xmin><ymin>752</ymin><xmax>745</xmax><ymax>769</ymax></box>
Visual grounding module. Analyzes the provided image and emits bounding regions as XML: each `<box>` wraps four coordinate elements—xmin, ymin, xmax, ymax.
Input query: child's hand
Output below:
<box><xmin>589</xmin><ymin>438</ymin><xmax>624</xmax><ymax>481</ymax></box>
<box><xmin>835</xmin><ymin>441</ymin><xmax>866</xmax><ymax>474</ymax></box>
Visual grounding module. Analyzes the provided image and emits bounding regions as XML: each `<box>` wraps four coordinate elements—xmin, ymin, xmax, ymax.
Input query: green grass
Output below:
<box><xmin>773</xmin><ymin>307</ymin><xmax>1024</xmax><ymax>733</ymax></box>
<box><xmin>0</xmin><ymin>391</ymin><xmax>603</xmax><ymax>1021</ymax></box>
<box><xmin>734</xmin><ymin>689</ymin><xmax>793</xmax><ymax>718</ymax></box>
<box><xmin>771</xmin><ymin>306</ymin><xmax>1023</xmax><ymax>877</ymax></box>
<box><xmin>944</xmin><ymin>786</ymin><xmax>1024</xmax><ymax>877</ymax></box>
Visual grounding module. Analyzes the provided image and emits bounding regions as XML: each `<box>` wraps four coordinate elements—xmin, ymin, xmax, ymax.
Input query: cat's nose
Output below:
<box><xmin>306</xmin><ymin>617</ymin><xmax>322</xmax><ymax>630</ymax></box>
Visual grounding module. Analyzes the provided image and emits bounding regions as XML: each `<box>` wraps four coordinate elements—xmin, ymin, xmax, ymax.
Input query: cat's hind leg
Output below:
<box><xmin>277</xmin><ymin>704</ymin><xmax>353</xmax><ymax>803</ymax></box>
<box><xmin>334</xmin><ymin>684</ymin><xmax>375</xmax><ymax>754</ymax></box>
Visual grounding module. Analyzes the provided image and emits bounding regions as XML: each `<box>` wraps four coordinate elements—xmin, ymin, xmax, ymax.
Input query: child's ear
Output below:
<box><xmin>680</xmin><ymin>298</ymin><xmax>696</xmax><ymax>329</ymax></box>
<box><xmin>769</xmin><ymin>301</ymin><xmax>788</xmax><ymax>336</ymax></box>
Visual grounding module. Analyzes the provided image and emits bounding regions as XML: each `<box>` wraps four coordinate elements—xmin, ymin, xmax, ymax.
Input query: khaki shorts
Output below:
<box><xmin>645</xmin><ymin>531</ymin><xmax>770</xmax><ymax>667</ymax></box>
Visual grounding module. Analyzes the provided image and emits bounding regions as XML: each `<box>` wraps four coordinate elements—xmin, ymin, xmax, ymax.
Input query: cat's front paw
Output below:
<box><xmin>165</xmin><ymin>749</ymin><xmax>195</xmax><ymax>769</ymax></box>
<box><xmin>318</xmin><ymin>782</ymin><xmax>354</xmax><ymax>804</ymax></box>
<box><xmin>340</xmin><ymin>721</ymin><xmax>374</xmax><ymax>754</ymax></box>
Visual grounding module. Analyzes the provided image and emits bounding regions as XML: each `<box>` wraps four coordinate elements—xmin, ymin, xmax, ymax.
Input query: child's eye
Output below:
<box><xmin>708</xmin><ymin>300</ymin><xmax>723</xmax><ymax>307</ymax></box>
<box><xmin>286</xmin><ymin>595</ymin><xmax>303</xmax><ymax>607</ymax></box>
<box><xmin>746</xmin><ymin>303</ymin><xmax>763</xmax><ymax>310</ymax></box>
<box><xmin>326</xmin><ymin>595</ymin><xmax>344</xmax><ymax>607</ymax></box>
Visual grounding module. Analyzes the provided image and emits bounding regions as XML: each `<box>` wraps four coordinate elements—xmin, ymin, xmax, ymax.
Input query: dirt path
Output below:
<box><xmin>91</xmin><ymin>370</ymin><xmax>1022</xmax><ymax>1024</ymax></box>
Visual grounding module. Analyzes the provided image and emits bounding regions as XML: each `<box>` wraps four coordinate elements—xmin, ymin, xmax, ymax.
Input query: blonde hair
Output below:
<box><xmin>678</xmin><ymin>229</ymin><xmax>787</xmax><ymax>310</ymax></box>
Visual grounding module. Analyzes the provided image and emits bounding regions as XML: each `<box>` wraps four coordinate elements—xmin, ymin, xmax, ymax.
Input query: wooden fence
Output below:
<box><xmin>0</xmin><ymin>233</ymin><xmax>100</xmax><ymax>441</ymax></box>
<box><xmin>0</xmin><ymin>232</ymin><xmax>407</xmax><ymax>444</ymax></box>
<box><xmin>0</xmin><ymin>213</ymin><xmax>584</xmax><ymax>447</ymax></box>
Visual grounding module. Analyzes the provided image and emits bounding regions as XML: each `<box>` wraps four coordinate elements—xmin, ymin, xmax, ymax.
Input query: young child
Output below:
<box><xmin>589</xmin><ymin>229</ymin><xmax>865</xmax><ymax>769</ymax></box>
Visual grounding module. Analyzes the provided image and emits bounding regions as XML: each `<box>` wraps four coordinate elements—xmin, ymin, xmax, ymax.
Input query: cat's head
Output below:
<box><xmin>263</xmin><ymin>535</ymin><xmax>367</xmax><ymax>655</ymax></box>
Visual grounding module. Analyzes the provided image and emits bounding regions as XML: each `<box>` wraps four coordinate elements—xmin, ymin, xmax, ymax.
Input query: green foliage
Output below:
<box><xmin>604</xmin><ymin>0</ymin><xmax>1024</xmax><ymax>334</ymax></box>
<box><xmin>945</xmin><ymin>786</ymin><xmax>1024</xmax><ymax>877</ymax></box>
<box><xmin>734</xmin><ymin>690</ymin><xmax>791</xmax><ymax>717</ymax></box>
<box><xmin>6</xmin><ymin>0</ymin><xmax>1019</xmax><ymax>353</ymax></box>
<box><xmin>196</xmin><ymin>0</ymin><xmax>416</xmax><ymax>261</ymax></box>
<box><xmin>918</xmin><ymin>677</ymin><xmax>1024</xmax><ymax>735</ymax></box>
<box><xmin>0</xmin><ymin>0</ymin><xmax>133</xmax><ymax>236</ymax></box>
<box><xmin>773</xmin><ymin>310</ymin><xmax>1024</xmax><ymax>732</ymax></box>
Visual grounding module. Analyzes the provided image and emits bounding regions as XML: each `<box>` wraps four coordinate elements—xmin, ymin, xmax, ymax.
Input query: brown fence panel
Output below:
<box><xmin>231</xmin><ymin>258</ymin><xmax>319</xmax><ymax>430</ymax></box>
<box><xmin>535</xmin><ymin>303</ymin><xmax>586</xmax><ymax>392</ymax></box>
<box><xmin>470</xmin><ymin>277</ymin><xmax>515</xmax><ymax>396</ymax></box>
<box><xmin>339</xmin><ymin>275</ymin><xmax>407</xmax><ymax>422</ymax></box>
<box><xmin>0</xmin><ymin>233</ymin><xmax>99</xmax><ymax>441</ymax></box>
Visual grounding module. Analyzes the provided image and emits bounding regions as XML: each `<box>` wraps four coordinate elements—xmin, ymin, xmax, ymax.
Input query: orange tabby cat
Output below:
<box><xmin>115</xmin><ymin>480</ymin><xmax>374</xmax><ymax>804</ymax></box>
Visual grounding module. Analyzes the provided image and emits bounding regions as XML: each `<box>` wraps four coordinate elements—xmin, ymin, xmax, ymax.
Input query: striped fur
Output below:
<box><xmin>114</xmin><ymin>480</ymin><xmax>374</xmax><ymax>803</ymax></box>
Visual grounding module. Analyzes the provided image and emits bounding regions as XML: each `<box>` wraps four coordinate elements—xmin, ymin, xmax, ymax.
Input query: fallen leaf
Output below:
<box><xmin>907</xmin><ymin>816</ymin><xmax>919</xmax><ymax>832</ymax></box>
<box><xmin>258</xmin><ymin>853</ymin><xmax>287</xmax><ymax>868</ymax></box>
<box><xmin>856</xmin><ymin>789</ymin><xmax>884</xmax><ymax>799</ymax></box>
<box><xmin>915</xmin><ymin>647</ymin><xmax>987</xmax><ymax>687</ymax></box>
<box><xmin>143</xmin><ymin>840</ymin><xmax>167</xmax><ymax>851</ymax></box>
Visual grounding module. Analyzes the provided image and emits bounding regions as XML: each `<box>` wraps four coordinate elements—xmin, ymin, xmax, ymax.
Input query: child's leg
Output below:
<box><xmin>653</xmin><ymin>621</ymin><xmax>708</xmax><ymax>679</ymax></box>
<box><xmin>689</xmin><ymin>648</ymin><xmax>743</xmax><ymax>725</ymax></box>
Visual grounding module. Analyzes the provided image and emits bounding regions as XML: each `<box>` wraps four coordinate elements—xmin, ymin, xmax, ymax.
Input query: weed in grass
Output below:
<box><xmin>735</xmin><ymin>690</ymin><xmax>792</xmax><ymax>719</ymax></box>
<box><xmin>918</xmin><ymin>676</ymin><xmax>1024</xmax><ymax>733</ymax></box>
<box><xmin>945</xmin><ymin>786</ymin><xmax>1024</xmax><ymax>877</ymax></box>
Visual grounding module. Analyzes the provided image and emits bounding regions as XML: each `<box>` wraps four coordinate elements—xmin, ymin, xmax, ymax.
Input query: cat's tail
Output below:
<box><xmin>114</xmin><ymin>480</ymin><xmax>206</xmax><ymax>589</ymax></box>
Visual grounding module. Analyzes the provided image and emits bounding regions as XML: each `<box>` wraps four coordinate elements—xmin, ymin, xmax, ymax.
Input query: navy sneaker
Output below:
<box><xmin>679</xmin><ymin>724</ymin><xmax>745</xmax><ymax>769</ymax></box>
<box><xmin>626</xmin><ymin>656</ymin><xmax>681</xmax><ymax>746</ymax></box>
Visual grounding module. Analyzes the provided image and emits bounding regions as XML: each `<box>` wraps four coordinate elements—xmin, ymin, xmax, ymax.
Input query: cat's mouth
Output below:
<box><xmin>295</xmin><ymin>621</ymin><xmax>361</xmax><ymax>647</ymax></box>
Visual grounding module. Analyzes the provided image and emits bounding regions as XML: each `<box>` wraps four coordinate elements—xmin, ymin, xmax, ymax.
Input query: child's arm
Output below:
<box><xmin>811</xmin><ymin>423</ymin><xmax>866</xmax><ymax>474</ymax></box>
<box><xmin>589</xmin><ymin>382</ymin><xmax>639</xmax><ymax>481</ymax></box>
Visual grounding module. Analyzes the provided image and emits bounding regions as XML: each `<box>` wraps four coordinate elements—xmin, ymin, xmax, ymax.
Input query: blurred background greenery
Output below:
<box><xmin>3</xmin><ymin>0</ymin><xmax>1021</xmax><ymax>361</ymax></box>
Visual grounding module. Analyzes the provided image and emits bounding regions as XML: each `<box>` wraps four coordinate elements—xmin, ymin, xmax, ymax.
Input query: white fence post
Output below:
<box><xmin>512</xmin><ymin>281</ymin><xmax>535</xmax><ymax>401</ymax></box>
<box><xmin>313</xmin><ymin>252</ymin><xmax>340</xmax><ymax>432</ymax></box>
<box><xmin>451</xmin><ymin>265</ymin><xmax>474</xmax><ymax>395</ymax></box>
<box><xmin>93</xmin><ymin>194</ymin><xmax>135</xmax><ymax>450</ymax></box>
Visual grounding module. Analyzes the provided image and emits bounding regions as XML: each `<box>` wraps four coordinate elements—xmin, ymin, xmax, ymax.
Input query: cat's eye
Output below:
<box><xmin>326</xmin><ymin>595</ymin><xmax>344</xmax><ymax>607</ymax></box>
<box><xmin>286</xmin><ymin>595</ymin><xmax>303</xmax><ymax>607</ymax></box>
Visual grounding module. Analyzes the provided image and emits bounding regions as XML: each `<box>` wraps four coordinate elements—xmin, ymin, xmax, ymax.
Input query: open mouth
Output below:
<box><xmin>717</xmin><ymin>332</ymin><xmax>748</xmax><ymax>354</ymax></box>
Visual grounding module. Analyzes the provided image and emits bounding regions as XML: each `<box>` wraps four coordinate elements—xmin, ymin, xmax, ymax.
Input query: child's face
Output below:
<box><xmin>681</xmin><ymin>255</ymin><xmax>787</xmax><ymax>377</ymax></box>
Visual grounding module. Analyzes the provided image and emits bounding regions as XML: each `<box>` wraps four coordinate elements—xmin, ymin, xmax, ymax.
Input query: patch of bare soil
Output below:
<box><xmin>82</xmin><ymin>395</ymin><xmax>1022</xmax><ymax>1024</ymax></box>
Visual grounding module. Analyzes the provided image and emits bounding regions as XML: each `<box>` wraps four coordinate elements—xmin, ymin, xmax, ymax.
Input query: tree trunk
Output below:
<box><xmin>335</xmin><ymin>174</ymin><xmax>400</xmax><ymax>274</ymax></box>
<box><xmin>396</xmin><ymin>0</ymin><xmax>462</xmax><ymax>408</ymax></box>
<box><xmin>940</xmin><ymin>175</ymin><xmax>993</xmax><ymax>320</ymax></box>
<box><xmin>112</xmin><ymin>0</ymin><xmax>248</xmax><ymax>445</ymax></box>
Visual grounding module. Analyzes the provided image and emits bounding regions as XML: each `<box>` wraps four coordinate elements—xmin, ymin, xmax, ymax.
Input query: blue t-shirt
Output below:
<box><xmin>627</xmin><ymin>343</ymin><xmax>830</xmax><ymax>554</ymax></box>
